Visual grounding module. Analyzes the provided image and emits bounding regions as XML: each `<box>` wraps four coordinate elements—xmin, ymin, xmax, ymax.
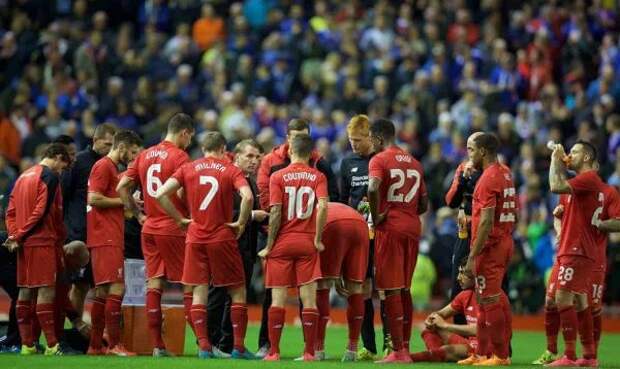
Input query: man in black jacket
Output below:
<box><xmin>207</xmin><ymin>139</ymin><xmax>268</xmax><ymax>355</ymax></box>
<box><xmin>61</xmin><ymin>123</ymin><xmax>116</xmax><ymax>316</ymax></box>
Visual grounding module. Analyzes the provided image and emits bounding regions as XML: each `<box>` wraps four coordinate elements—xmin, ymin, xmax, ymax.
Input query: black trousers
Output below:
<box><xmin>0</xmin><ymin>262</ymin><xmax>19</xmax><ymax>347</ymax></box>
<box><xmin>207</xmin><ymin>249</ymin><xmax>255</xmax><ymax>353</ymax></box>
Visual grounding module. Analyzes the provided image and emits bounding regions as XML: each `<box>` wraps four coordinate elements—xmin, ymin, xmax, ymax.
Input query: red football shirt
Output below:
<box><xmin>557</xmin><ymin>170</ymin><xmax>607</xmax><ymax>260</ymax></box>
<box><xmin>591</xmin><ymin>184</ymin><xmax>620</xmax><ymax>271</ymax></box>
<box><xmin>124</xmin><ymin>140</ymin><xmax>190</xmax><ymax>236</ymax></box>
<box><xmin>6</xmin><ymin>164</ymin><xmax>65</xmax><ymax>247</ymax></box>
<box><xmin>87</xmin><ymin>156</ymin><xmax>124</xmax><ymax>248</ymax></box>
<box><xmin>450</xmin><ymin>289</ymin><xmax>478</xmax><ymax>326</ymax></box>
<box><xmin>269</xmin><ymin>163</ymin><xmax>328</xmax><ymax>244</ymax></box>
<box><xmin>471</xmin><ymin>162</ymin><xmax>516</xmax><ymax>246</ymax></box>
<box><xmin>171</xmin><ymin>156</ymin><xmax>248</xmax><ymax>244</ymax></box>
<box><xmin>368</xmin><ymin>146</ymin><xmax>427</xmax><ymax>239</ymax></box>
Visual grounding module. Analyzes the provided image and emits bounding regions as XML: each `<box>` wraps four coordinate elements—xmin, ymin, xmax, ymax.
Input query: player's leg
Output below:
<box><xmin>87</xmin><ymin>283</ymin><xmax>108</xmax><ymax>354</ymax></box>
<box><xmin>591</xmin><ymin>275</ymin><xmax>604</xmax><ymax>353</ymax></box>
<box><xmin>299</xmin><ymin>281</ymin><xmax>319</xmax><ymax>359</ymax></box>
<box><xmin>35</xmin><ymin>285</ymin><xmax>59</xmax><ymax>350</ymax></box>
<box><xmin>421</xmin><ymin>329</ymin><xmax>445</xmax><ymax>350</ymax></box>
<box><xmin>267</xmin><ymin>287</ymin><xmax>287</xmax><ymax>359</ymax></box>
<box><xmin>344</xmin><ymin>279</ymin><xmax>364</xmax><ymax>357</ymax></box>
<box><xmin>16</xmin><ymin>287</ymin><xmax>35</xmax><ymax>352</ymax></box>
<box><xmin>191</xmin><ymin>284</ymin><xmax>214</xmax><ymax>356</ymax></box>
<box><xmin>575</xmin><ymin>291</ymin><xmax>596</xmax><ymax>365</ymax></box>
<box><xmin>182</xmin><ymin>284</ymin><xmax>195</xmax><ymax>335</ymax></box>
<box><xmin>182</xmin><ymin>243</ymin><xmax>213</xmax><ymax>357</ymax></box>
<box><xmin>411</xmin><ymin>343</ymin><xmax>470</xmax><ymax>362</ymax></box>
<box><xmin>360</xmin><ymin>278</ymin><xmax>377</xmax><ymax>356</ymax></box>
<box><xmin>316</xmin><ymin>279</ymin><xmax>332</xmax><ymax>355</ymax></box>
<box><xmin>401</xmin><ymin>238</ymin><xmax>418</xmax><ymax>352</ymax></box>
<box><xmin>228</xmin><ymin>283</ymin><xmax>252</xmax><ymax>357</ymax></box>
<box><xmin>105</xmin><ymin>282</ymin><xmax>129</xmax><ymax>354</ymax></box>
<box><xmin>534</xmin><ymin>262</ymin><xmax>561</xmax><ymax>364</ymax></box>
<box><xmin>142</xmin><ymin>233</ymin><xmax>166</xmax><ymax>352</ymax></box>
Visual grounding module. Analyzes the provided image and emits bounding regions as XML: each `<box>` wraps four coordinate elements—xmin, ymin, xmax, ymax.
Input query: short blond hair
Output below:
<box><xmin>347</xmin><ymin>114</ymin><xmax>370</xmax><ymax>136</ymax></box>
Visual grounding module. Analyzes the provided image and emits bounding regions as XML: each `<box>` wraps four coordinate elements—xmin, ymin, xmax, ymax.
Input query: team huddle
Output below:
<box><xmin>4</xmin><ymin>112</ymin><xmax>620</xmax><ymax>366</ymax></box>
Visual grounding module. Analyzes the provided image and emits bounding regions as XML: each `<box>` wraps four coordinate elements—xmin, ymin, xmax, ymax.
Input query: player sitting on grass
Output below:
<box><xmin>410</xmin><ymin>259</ymin><xmax>481</xmax><ymax>363</ymax></box>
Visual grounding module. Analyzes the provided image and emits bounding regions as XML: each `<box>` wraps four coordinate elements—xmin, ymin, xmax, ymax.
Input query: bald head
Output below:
<box><xmin>467</xmin><ymin>131</ymin><xmax>483</xmax><ymax>146</ymax></box>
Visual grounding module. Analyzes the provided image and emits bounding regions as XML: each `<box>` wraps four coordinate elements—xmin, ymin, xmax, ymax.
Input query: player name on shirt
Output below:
<box><xmin>146</xmin><ymin>149</ymin><xmax>169</xmax><ymax>159</ymax></box>
<box><xmin>194</xmin><ymin>161</ymin><xmax>227</xmax><ymax>172</ymax></box>
<box><xmin>283</xmin><ymin>172</ymin><xmax>318</xmax><ymax>182</ymax></box>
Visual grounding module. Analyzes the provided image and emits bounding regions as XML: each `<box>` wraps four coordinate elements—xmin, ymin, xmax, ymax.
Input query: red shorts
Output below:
<box><xmin>320</xmin><ymin>220</ymin><xmax>369</xmax><ymax>282</ymax></box>
<box><xmin>182</xmin><ymin>241</ymin><xmax>245</xmax><ymax>287</ymax></box>
<box><xmin>546</xmin><ymin>262</ymin><xmax>559</xmax><ymax>300</ymax></box>
<box><xmin>474</xmin><ymin>238</ymin><xmax>512</xmax><ymax>298</ymax></box>
<box><xmin>17</xmin><ymin>246</ymin><xmax>59</xmax><ymax>288</ymax></box>
<box><xmin>141</xmin><ymin>233</ymin><xmax>185</xmax><ymax>283</ymax></box>
<box><xmin>555</xmin><ymin>255</ymin><xmax>594</xmax><ymax>295</ymax></box>
<box><xmin>374</xmin><ymin>230</ymin><xmax>419</xmax><ymax>290</ymax></box>
<box><xmin>265</xmin><ymin>238</ymin><xmax>321</xmax><ymax>288</ymax></box>
<box><xmin>589</xmin><ymin>267</ymin><xmax>605</xmax><ymax>309</ymax></box>
<box><xmin>90</xmin><ymin>246</ymin><xmax>125</xmax><ymax>286</ymax></box>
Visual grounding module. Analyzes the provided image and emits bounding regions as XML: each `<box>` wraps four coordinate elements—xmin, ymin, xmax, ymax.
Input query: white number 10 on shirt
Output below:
<box><xmin>285</xmin><ymin>186</ymin><xmax>316</xmax><ymax>220</ymax></box>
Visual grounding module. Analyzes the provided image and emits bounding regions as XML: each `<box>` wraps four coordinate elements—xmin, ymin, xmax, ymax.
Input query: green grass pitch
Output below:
<box><xmin>2</xmin><ymin>325</ymin><xmax>620</xmax><ymax>368</ymax></box>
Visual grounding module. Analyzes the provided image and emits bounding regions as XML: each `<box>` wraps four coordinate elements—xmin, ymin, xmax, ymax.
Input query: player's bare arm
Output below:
<box><xmin>549</xmin><ymin>145</ymin><xmax>571</xmax><ymax>194</ymax></box>
<box><xmin>368</xmin><ymin>177</ymin><xmax>385</xmax><ymax>226</ymax></box>
<box><xmin>466</xmin><ymin>207</ymin><xmax>494</xmax><ymax>272</ymax></box>
<box><xmin>314</xmin><ymin>197</ymin><xmax>328</xmax><ymax>252</ymax></box>
<box><xmin>226</xmin><ymin>185</ymin><xmax>254</xmax><ymax>239</ymax></box>
<box><xmin>432</xmin><ymin>314</ymin><xmax>477</xmax><ymax>337</ymax></box>
<box><xmin>259</xmin><ymin>204</ymin><xmax>282</xmax><ymax>258</ymax></box>
<box><xmin>155</xmin><ymin>178</ymin><xmax>191</xmax><ymax>228</ymax></box>
<box><xmin>116</xmin><ymin>175</ymin><xmax>144</xmax><ymax>223</ymax></box>
<box><xmin>597</xmin><ymin>218</ymin><xmax>620</xmax><ymax>233</ymax></box>
<box><xmin>88</xmin><ymin>191</ymin><xmax>123</xmax><ymax>208</ymax></box>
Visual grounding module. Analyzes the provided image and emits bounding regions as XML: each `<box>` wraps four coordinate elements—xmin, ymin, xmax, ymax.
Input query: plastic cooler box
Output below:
<box><xmin>120</xmin><ymin>259</ymin><xmax>186</xmax><ymax>355</ymax></box>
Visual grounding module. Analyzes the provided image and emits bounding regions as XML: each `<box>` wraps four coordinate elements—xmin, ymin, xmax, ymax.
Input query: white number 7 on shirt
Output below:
<box><xmin>387</xmin><ymin>169</ymin><xmax>420</xmax><ymax>203</ymax></box>
<box><xmin>199</xmin><ymin>175</ymin><xmax>219</xmax><ymax>210</ymax></box>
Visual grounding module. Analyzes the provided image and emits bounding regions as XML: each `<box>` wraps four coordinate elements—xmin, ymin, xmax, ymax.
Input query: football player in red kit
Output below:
<box><xmin>546</xmin><ymin>141</ymin><xmax>607</xmax><ymax>367</ymax></box>
<box><xmin>411</xmin><ymin>260</ymin><xmax>479</xmax><ymax>363</ymax></box>
<box><xmin>5</xmin><ymin>143</ymin><xmax>71</xmax><ymax>355</ymax></box>
<box><xmin>367</xmin><ymin>118</ymin><xmax>428</xmax><ymax>363</ymax></box>
<box><xmin>156</xmin><ymin>132</ymin><xmax>254</xmax><ymax>360</ymax></box>
<box><xmin>86</xmin><ymin>130</ymin><xmax>142</xmax><ymax>356</ymax></box>
<box><xmin>314</xmin><ymin>202</ymin><xmax>369</xmax><ymax>362</ymax></box>
<box><xmin>117</xmin><ymin>113</ymin><xmax>194</xmax><ymax>356</ymax></box>
<box><xmin>258</xmin><ymin>133</ymin><xmax>329</xmax><ymax>362</ymax></box>
<box><xmin>462</xmin><ymin>133</ymin><xmax>515</xmax><ymax>366</ymax></box>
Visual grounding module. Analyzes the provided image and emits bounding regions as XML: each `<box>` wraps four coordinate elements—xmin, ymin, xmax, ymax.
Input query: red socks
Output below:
<box><xmin>559</xmin><ymin>305</ymin><xmax>578</xmax><ymax>360</ymax></box>
<box><xmin>346</xmin><ymin>294</ymin><xmax>364</xmax><ymax>351</ymax></box>
<box><xmin>410</xmin><ymin>348</ymin><xmax>447</xmax><ymax>362</ymax></box>
<box><xmin>36</xmin><ymin>303</ymin><xmax>58</xmax><ymax>347</ymax></box>
<box><xmin>401</xmin><ymin>290</ymin><xmax>413</xmax><ymax>350</ymax></box>
<box><xmin>183</xmin><ymin>292</ymin><xmax>195</xmax><ymax>334</ymax></box>
<box><xmin>484</xmin><ymin>302</ymin><xmax>508</xmax><ymax>359</ymax></box>
<box><xmin>105</xmin><ymin>294</ymin><xmax>123</xmax><ymax>348</ymax></box>
<box><xmin>545</xmin><ymin>305</ymin><xmax>560</xmax><ymax>354</ymax></box>
<box><xmin>268</xmin><ymin>306</ymin><xmax>285</xmax><ymax>355</ymax></box>
<box><xmin>89</xmin><ymin>297</ymin><xmax>106</xmax><ymax>349</ymax></box>
<box><xmin>231</xmin><ymin>304</ymin><xmax>248</xmax><ymax>352</ymax></box>
<box><xmin>593</xmin><ymin>308</ymin><xmax>602</xmax><ymax>350</ymax></box>
<box><xmin>316</xmin><ymin>289</ymin><xmax>330</xmax><ymax>351</ymax></box>
<box><xmin>146</xmin><ymin>288</ymin><xmax>165</xmax><ymax>349</ymax></box>
<box><xmin>577</xmin><ymin>307</ymin><xmax>596</xmax><ymax>359</ymax></box>
<box><xmin>16</xmin><ymin>300</ymin><xmax>33</xmax><ymax>346</ymax></box>
<box><xmin>476</xmin><ymin>306</ymin><xmax>489</xmax><ymax>356</ymax></box>
<box><xmin>421</xmin><ymin>329</ymin><xmax>443</xmax><ymax>350</ymax></box>
<box><xmin>190</xmin><ymin>304</ymin><xmax>212</xmax><ymax>351</ymax></box>
<box><xmin>302</xmin><ymin>308</ymin><xmax>319</xmax><ymax>355</ymax></box>
<box><xmin>384</xmin><ymin>293</ymin><xmax>404</xmax><ymax>351</ymax></box>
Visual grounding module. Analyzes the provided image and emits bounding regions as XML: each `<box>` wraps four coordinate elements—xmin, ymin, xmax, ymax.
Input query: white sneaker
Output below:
<box><xmin>342</xmin><ymin>350</ymin><xmax>357</xmax><ymax>362</ymax></box>
<box><xmin>255</xmin><ymin>345</ymin><xmax>269</xmax><ymax>359</ymax></box>
<box><xmin>315</xmin><ymin>350</ymin><xmax>326</xmax><ymax>361</ymax></box>
<box><xmin>212</xmin><ymin>346</ymin><xmax>231</xmax><ymax>358</ymax></box>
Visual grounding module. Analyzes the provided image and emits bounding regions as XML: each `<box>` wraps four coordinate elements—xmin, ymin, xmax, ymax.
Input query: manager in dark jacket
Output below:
<box><xmin>207</xmin><ymin>139</ymin><xmax>267</xmax><ymax>354</ymax></box>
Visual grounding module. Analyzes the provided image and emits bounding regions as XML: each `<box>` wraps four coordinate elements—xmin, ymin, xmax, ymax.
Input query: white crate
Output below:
<box><xmin>123</xmin><ymin>259</ymin><xmax>146</xmax><ymax>306</ymax></box>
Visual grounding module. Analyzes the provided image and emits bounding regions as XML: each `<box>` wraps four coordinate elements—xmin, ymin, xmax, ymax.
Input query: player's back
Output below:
<box><xmin>369</xmin><ymin>146</ymin><xmax>426</xmax><ymax>238</ymax></box>
<box><xmin>558</xmin><ymin>170</ymin><xmax>607</xmax><ymax>260</ymax></box>
<box><xmin>174</xmin><ymin>156</ymin><xmax>245</xmax><ymax>244</ymax></box>
<box><xmin>326</xmin><ymin>202</ymin><xmax>366</xmax><ymax>226</ymax></box>
<box><xmin>592</xmin><ymin>184</ymin><xmax>620</xmax><ymax>270</ymax></box>
<box><xmin>472</xmin><ymin>162</ymin><xmax>516</xmax><ymax>242</ymax></box>
<box><xmin>270</xmin><ymin>162</ymin><xmax>328</xmax><ymax>244</ymax></box>
<box><xmin>8</xmin><ymin>164</ymin><xmax>62</xmax><ymax>246</ymax></box>
<box><xmin>132</xmin><ymin>140</ymin><xmax>189</xmax><ymax>234</ymax></box>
